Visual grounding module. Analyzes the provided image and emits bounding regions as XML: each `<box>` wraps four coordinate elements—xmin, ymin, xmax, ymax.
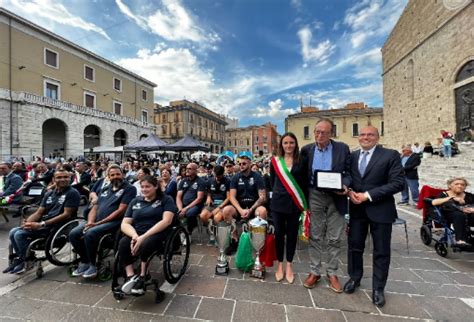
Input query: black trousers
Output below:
<box><xmin>445</xmin><ymin>211</ymin><xmax>474</xmax><ymax>241</ymax></box>
<box><xmin>118</xmin><ymin>232</ymin><xmax>168</xmax><ymax>269</ymax></box>
<box><xmin>272</xmin><ymin>210</ymin><xmax>300</xmax><ymax>262</ymax></box>
<box><xmin>347</xmin><ymin>214</ymin><xmax>392</xmax><ymax>291</ymax></box>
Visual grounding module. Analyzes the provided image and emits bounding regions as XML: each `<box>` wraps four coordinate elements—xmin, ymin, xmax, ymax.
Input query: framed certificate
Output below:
<box><xmin>315</xmin><ymin>171</ymin><xmax>343</xmax><ymax>191</ymax></box>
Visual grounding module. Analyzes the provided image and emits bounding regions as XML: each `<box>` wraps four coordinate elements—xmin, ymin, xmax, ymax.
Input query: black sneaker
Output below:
<box><xmin>131</xmin><ymin>276</ymin><xmax>146</xmax><ymax>296</ymax></box>
<box><xmin>121</xmin><ymin>275</ymin><xmax>139</xmax><ymax>294</ymax></box>
<box><xmin>2</xmin><ymin>258</ymin><xmax>21</xmax><ymax>274</ymax></box>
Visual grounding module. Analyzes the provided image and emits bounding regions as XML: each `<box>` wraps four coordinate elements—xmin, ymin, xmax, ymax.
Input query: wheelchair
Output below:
<box><xmin>7</xmin><ymin>216</ymin><xmax>84</xmax><ymax>278</ymax></box>
<box><xmin>111</xmin><ymin>224</ymin><xmax>190</xmax><ymax>303</ymax></box>
<box><xmin>420</xmin><ymin>198</ymin><xmax>474</xmax><ymax>257</ymax></box>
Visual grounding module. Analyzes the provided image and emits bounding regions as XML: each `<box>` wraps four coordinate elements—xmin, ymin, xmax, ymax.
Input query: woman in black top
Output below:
<box><xmin>432</xmin><ymin>177</ymin><xmax>474</xmax><ymax>245</ymax></box>
<box><xmin>118</xmin><ymin>175</ymin><xmax>177</xmax><ymax>296</ymax></box>
<box><xmin>270</xmin><ymin>132</ymin><xmax>308</xmax><ymax>284</ymax></box>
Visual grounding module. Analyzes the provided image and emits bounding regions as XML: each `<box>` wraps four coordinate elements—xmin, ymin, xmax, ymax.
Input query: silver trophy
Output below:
<box><xmin>244</xmin><ymin>214</ymin><xmax>273</xmax><ymax>279</ymax></box>
<box><xmin>208</xmin><ymin>220</ymin><xmax>236</xmax><ymax>275</ymax></box>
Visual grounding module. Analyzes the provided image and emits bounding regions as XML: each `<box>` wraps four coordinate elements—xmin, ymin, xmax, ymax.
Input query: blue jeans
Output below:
<box><xmin>401</xmin><ymin>178</ymin><xmax>419</xmax><ymax>203</ymax></box>
<box><xmin>9</xmin><ymin>227</ymin><xmax>51</xmax><ymax>260</ymax></box>
<box><xmin>69</xmin><ymin>221</ymin><xmax>120</xmax><ymax>265</ymax></box>
<box><xmin>443</xmin><ymin>145</ymin><xmax>452</xmax><ymax>158</ymax></box>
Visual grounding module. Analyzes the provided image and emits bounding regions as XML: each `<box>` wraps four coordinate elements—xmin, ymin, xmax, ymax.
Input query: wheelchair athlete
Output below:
<box><xmin>3</xmin><ymin>169</ymin><xmax>80</xmax><ymax>274</ymax></box>
<box><xmin>118</xmin><ymin>175</ymin><xmax>177</xmax><ymax>297</ymax></box>
<box><xmin>69</xmin><ymin>164</ymin><xmax>136</xmax><ymax>278</ymax></box>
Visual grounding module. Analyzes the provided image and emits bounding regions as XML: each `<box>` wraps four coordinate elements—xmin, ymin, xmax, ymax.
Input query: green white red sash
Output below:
<box><xmin>271</xmin><ymin>156</ymin><xmax>310</xmax><ymax>240</ymax></box>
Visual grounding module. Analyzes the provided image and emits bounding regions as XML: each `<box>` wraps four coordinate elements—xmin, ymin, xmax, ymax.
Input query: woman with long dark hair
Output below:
<box><xmin>270</xmin><ymin>132</ymin><xmax>307</xmax><ymax>283</ymax></box>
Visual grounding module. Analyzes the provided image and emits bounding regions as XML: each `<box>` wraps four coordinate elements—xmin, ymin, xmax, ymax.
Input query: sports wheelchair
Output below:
<box><xmin>420</xmin><ymin>198</ymin><xmax>474</xmax><ymax>257</ymax></box>
<box><xmin>7</xmin><ymin>216</ymin><xmax>84</xmax><ymax>278</ymax></box>
<box><xmin>111</xmin><ymin>224</ymin><xmax>190</xmax><ymax>303</ymax></box>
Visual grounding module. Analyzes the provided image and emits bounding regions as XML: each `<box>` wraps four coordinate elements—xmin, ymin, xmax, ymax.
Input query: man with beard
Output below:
<box><xmin>69</xmin><ymin>165</ymin><xmax>136</xmax><ymax>278</ymax></box>
<box><xmin>4</xmin><ymin>169</ymin><xmax>80</xmax><ymax>274</ymax></box>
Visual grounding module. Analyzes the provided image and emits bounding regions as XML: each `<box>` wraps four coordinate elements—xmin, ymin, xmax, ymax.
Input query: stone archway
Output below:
<box><xmin>114</xmin><ymin>129</ymin><xmax>128</xmax><ymax>147</ymax></box>
<box><xmin>139</xmin><ymin>133</ymin><xmax>148</xmax><ymax>140</ymax></box>
<box><xmin>84</xmin><ymin>125</ymin><xmax>101</xmax><ymax>150</ymax></box>
<box><xmin>43</xmin><ymin>118</ymin><xmax>67</xmax><ymax>157</ymax></box>
<box><xmin>454</xmin><ymin>60</ymin><xmax>474</xmax><ymax>140</ymax></box>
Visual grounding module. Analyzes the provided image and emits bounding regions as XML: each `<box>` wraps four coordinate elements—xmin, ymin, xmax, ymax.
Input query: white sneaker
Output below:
<box><xmin>121</xmin><ymin>275</ymin><xmax>139</xmax><ymax>294</ymax></box>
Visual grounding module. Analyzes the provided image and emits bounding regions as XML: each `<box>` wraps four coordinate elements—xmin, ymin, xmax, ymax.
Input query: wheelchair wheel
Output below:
<box><xmin>435</xmin><ymin>242</ymin><xmax>448</xmax><ymax>257</ymax></box>
<box><xmin>163</xmin><ymin>226</ymin><xmax>190</xmax><ymax>284</ymax></box>
<box><xmin>420</xmin><ymin>225</ymin><xmax>432</xmax><ymax>246</ymax></box>
<box><xmin>45</xmin><ymin>219</ymin><xmax>84</xmax><ymax>266</ymax></box>
<box><xmin>111</xmin><ymin>252</ymin><xmax>126</xmax><ymax>299</ymax></box>
<box><xmin>98</xmin><ymin>262</ymin><xmax>112</xmax><ymax>281</ymax></box>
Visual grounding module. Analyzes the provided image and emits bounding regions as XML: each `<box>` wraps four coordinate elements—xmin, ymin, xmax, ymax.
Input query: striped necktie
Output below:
<box><xmin>359</xmin><ymin>151</ymin><xmax>368</xmax><ymax>176</ymax></box>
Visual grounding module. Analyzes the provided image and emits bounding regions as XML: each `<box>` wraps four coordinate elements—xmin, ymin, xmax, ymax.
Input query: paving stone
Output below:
<box><xmin>199</xmin><ymin>255</ymin><xmax>220</xmax><ymax>267</ymax></box>
<box><xmin>175</xmin><ymin>275</ymin><xmax>226</xmax><ymax>298</ymax></box>
<box><xmin>126</xmin><ymin>291</ymin><xmax>173</xmax><ymax>314</ymax></box>
<box><xmin>42</xmin><ymin>282</ymin><xmax>109</xmax><ymax>305</ymax></box>
<box><xmin>378</xmin><ymin>293</ymin><xmax>431</xmax><ymax>319</ymax></box>
<box><xmin>26</xmin><ymin>301</ymin><xmax>76</xmax><ymax>321</ymax></box>
<box><xmin>164</xmin><ymin>294</ymin><xmax>201</xmax><ymax>318</ymax></box>
<box><xmin>233</xmin><ymin>300</ymin><xmax>286</xmax><ymax>322</ymax></box>
<box><xmin>442</xmin><ymin>272</ymin><xmax>474</xmax><ymax>286</ymax></box>
<box><xmin>387</xmin><ymin>268</ymin><xmax>424</xmax><ymax>282</ymax></box>
<box><xmin>194</xmin><ymin>297</ymin><xmax>234</xmax><ymax>321</ymax></box>
<box><xmin>42</xmin><ymin>266</ymin><xmax>74</xmax><ymax>282</ymax></box>
<box><xmin>411</xmin><ymin>282</ymin><xmax>467</xmax><ymax>298</ymax></box>
<box><xmin>94</xmin><ymin>290</ymin><xmax>134</xmax><ymax>310</ymax></box>
<box><xmin>412</xmin><ymin>270</ymin><xmax>457</xmax><ymax>284</ymax></box>
<box><xmin>10</xmin><ymin>279</ymin><xmax>62</xmax><ymax>299</ymax></box>
<box><xmin>286</xmin><ymin>305</ymin><xmax>345</xmax><ymax>321</ymax></box>
<box><xmin>414</xmin><ymin>295</ymin><xmax>473</xmax><ymax>321</ymax></box>
<box><xmin>188</xmin><ymin>254</ymin><xmax>204</xmax><ymax>265</ymax></box>
<box><xmin>394</xmin><ymin>257</ymin><xmax>455</xmax><ymax>271</ymax></box>
<box><xmin>309</xmin><ymin>288</ymin><xmax>378</xmax><ymax>313</ymax></box>
<box><xmin>441</xmin><ymin>259</ymin><xmax>474</xmax><ymax>273</ymax></box>
<box><xmin>191</xmin><ymin>244</ymin><xmax>219</xmax><ymax>256</ymax></box>
<box><xmin>224</xmin><ymin>279</ymin><xmax>313</xmax><ymax>307</ymax></box>
<box><xmin>0</xmin><ymin>296</ymin><xmax>43</xmax><ymax>319</ymax></box>
<box><xmin>186</xmin><ymin>264</ymin><xmax>215</xmax><ymax>277</ymax></box>
<box><xmin>342</xmin><ymin>311</ymin><xmax>420</xmax><ymax>321</ymax></box>
<box><xmin>68</xmin><ymin>306</ymin><xmax>154</xmax><ymax>321</ymax></box>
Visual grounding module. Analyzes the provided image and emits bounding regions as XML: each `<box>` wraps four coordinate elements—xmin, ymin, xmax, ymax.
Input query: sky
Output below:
<box><xmin>0</xmin><ymin>0</ymin><xmax>408</xmax><ymax>133</ymax></box>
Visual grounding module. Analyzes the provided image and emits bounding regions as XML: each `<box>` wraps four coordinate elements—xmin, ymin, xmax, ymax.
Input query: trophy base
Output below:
<box><xmin>216</xmin><ymin>264</ymin><xmax>229</xmax><ymax>276</ymax></box>
<box><xmin>251</xmin><ymin>268</ymin><xmax>265</xmax><ymax>279</ymax></box>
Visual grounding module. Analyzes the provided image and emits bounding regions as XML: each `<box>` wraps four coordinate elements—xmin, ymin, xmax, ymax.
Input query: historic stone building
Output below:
<box><xmin>0</xmin><ymin>8</ymin><xmax>156</xmax><ymax>160</ymax></box>
<box><xmin>382</xmin><ymin>0</ymin><xmax>474</xmax><ymax>148</ymax></box>
<box><xmin>153</xmin><ymin>100</ymin><xmax>227</xmax><ymax>154</ymax></box>
<box><xmin>285</xmin><ymin>103</ymin><xmax>384</xmax><ymax>150</ymax></box>
<box><xmin>225</xmin><ymin>122</ymin><xmax>280</xmax><ymax>156</ymax></box>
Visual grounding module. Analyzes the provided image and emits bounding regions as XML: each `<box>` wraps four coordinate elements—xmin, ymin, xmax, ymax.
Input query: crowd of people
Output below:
<box><xmin>0</xmin><ymin>118</ymin><xmax>473</xmax><ymax>307</ymax></box>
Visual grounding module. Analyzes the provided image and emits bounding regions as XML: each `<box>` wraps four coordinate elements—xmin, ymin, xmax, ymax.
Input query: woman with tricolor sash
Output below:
<box><xmin>270</xmin><ymin>133</ymin><xmax>309</xmax><ymax>284</ymax></box>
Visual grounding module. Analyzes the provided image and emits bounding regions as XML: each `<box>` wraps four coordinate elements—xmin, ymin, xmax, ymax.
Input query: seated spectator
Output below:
<box><xmin>133</xmin><ymin>167</ymin><xmax>151</xmax><ymax>197</ymax></box>
<box><xmin>69</xmin><ymin>165</ymin><xmax>136</xmax><ymax>278</ymax></box>
<box><xmin>4</xmin><ymin>169</ymin><xmax>80</xmax><ymax>274</ymax></box>
<box><xmin>71</xmin><ymin>162</ymin><xmax>91</xmax><ymax>198</ymax></box>
<box><xmin>432</xmin><ymin>177</ymin><xmax>474</xmax><ymax>246</ymax></box>
<box><xmin>118</xmin><ymin>175</ymin><xmax>176</xmax><ymax>297</ymax></box>
<box><xmin>199</xmin><ymin>165</ymin><xmax>230</xmax><ymax>245</ymax></box>
<box><xmin>160</xmin><ymin>167</ymin><xmax>177</xmax><ymax>201</ymax></box>
<box><xmin>423</xmin><ymin>141</ymin><xmax>433</xmax><ymax>159</ymax></box>
<box><xmin>0</xmin><ymin>162</ymin><xmax>23</xmax><ymax>204</ymax></box>
<box><xmin>176</xmin><ymin>163</ymin><xmax>206</xmax><ymax>233</ymax></box>
<box><xmin>12</xmin><ymin>162</ymin><xmax>27</xmax><ymax>182</ymax></box>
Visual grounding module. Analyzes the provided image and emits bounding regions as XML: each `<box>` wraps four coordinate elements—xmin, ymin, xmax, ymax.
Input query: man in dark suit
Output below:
<box><xmin>344</xmin><ymin>126</ymin><xmax>404</xmax><ymax>307</ymax></box>
<box><xmin>0</xmin><ymin>162</ymin><xmax>23</xmax><ymax>203</ymax></box>
<box><xmin>300</xmin><ymin>119</ymin><xmax>351</xmax><ymax>293</ymax></box>
<box><xmin>72</xmin><ymin>162</ymin><xmax>91</xmax><ymax>199</ymax></box>
<box><xmin>399</xmin><ymin>145</ymin><xmax>421</xmax><ymax>205</ymax></box>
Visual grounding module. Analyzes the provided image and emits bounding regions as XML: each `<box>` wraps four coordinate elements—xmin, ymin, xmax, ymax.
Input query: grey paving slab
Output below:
<box><xmin>191</xmin><ymin>244</ymin><xmax>220</xmax><ymax>256</ymax></box>
<box><xmin>186</xmin><ymin>264</ymin><xmax>215</xmax><ymax>277</ymax></box>
<box><xmin>175</xmin><ymin>275</ymin><xmax>226</xmax><ymax>298</ymax></box>
<box><xmin>194</xmin><ymin>297</ymin><xmax>234</xmax><ymax>321</ymax></box>
<box><xmin>412</xmin><ymin>269</ymin><xmax>458</xmax><ymax>284</ymax></box>
<box><xmin>126</xmin><ymin>291</ymin><xmax>173</xmax><ymax>315</ymax></box>
<box><xmin>26</xmin><ymin>301</ymin><xmax>76</xmax><ymax>321</ymax></box>
<box><xmin>233</xmin><ymin>300</ymin><xmax>286</xmax><ymax>322</ymax></box>
<box><xmin>387</xmin><ymin>268</ymin><xmax>424</xmax><ymax>282</ymax></box>
<box><xmin>378</xmin><ymin>293</ymin><xmax>431</xmax><ymax>319</ymax></box>
<box><xmin>163</xmin><ymin>294</ymin><xmax>201</xmax><ymax>318</ymax></box>
<box><xmin>441</xmin><ymin>259</ymin><xmax>474</xmax><ymax>273</ymax></box>
<box><xmin>10</xmin><ymin>279</ymin><xmax>62</xmax><ymax>299</ymax></box>
<box><xmin>442</xmin><ymin>272</ymin><xmax>474</xmax><ymax>286</ymax></box>
<box><xmin>42</xmin><ymin>282</ymin><xmax>109</xmax><ymax>305</ymax></box>
<box><xmin>188</xmin><ymin>253</ymin><xmax>204</xmax><ymax>265</ymax></box>
<box><xmin>414</xmin><ymin>295</ymin><xmax>474</xmax><ymax>321</ymax></box>
<box><xmin>68</xmin><ymin>306</ymin><xmax>154</xmax><ymax>321</ymax></box>
<box><xmin>286</xmin><ymin>305</ymin><xmax>345</xmax><ymax>321</ymax></box>
<box><xmin>342</xmin><ymin>311</ymin><xmax>425</xmax><ymax>321</ymax></box>
<box><xmin>309</xmin><ymin>288</ymin><xmax>378</xmax><ymax>313</ymax></box>
<box><xmin>411</xmin><ymin>282</ymin><xmax>468</xmax><ymax>298</ymax></box>
<box><xmin>0</xmin><ymin>296</ymin><xmax>43</xmax><ymax>319</ymax></box>
<box><xmin>94</xmin><ymin>290</ymin><xmax>134</xmax><ymax>310</ymax></box>
<box><xmin>224</xmin><ymin>279</ymin><xmax>313</xmax><ymax>307</ymax></box>
<box><xmin>199</xmin><ymin>255</ymin><xmax>220</xmax><ymax>267</ymax></box>
<box><xmin>394</xmin><ymin>257</ymin><xmax>456</xmax><ymax>271</ymax></box>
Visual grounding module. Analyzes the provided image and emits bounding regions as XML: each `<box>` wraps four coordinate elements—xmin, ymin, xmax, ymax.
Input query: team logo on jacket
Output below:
<box><xmin>58</xmin><ymin>195</ymin><xmax>66</xmax><ymax>205</ymax></box>
<box><xmin>192</xmin><ymin>182</ymin><xmax>198</xmax><ymax>189</ymax></box>
<box><xmin>46</xmin><ymin>196</ymin><xmax>53</xmax><ymax>204</ymax></box>
<box><xmin>115</xmin><ymin>189</ymin><xmax>124</xmax><ymax>197</ymax></box>
<box><xmin>249</xmin><ymin>177</ymin><xmax>254</xmax><ymax>186</ymax></box>
<box><xmin>152</xmin><ymin>200</ymin><xmax>161</xmax><ymax>208</ymax></box>
<box><xmin>220</xmin><ymin>184</ymin><xmax>226</xmax><ymax>191</ymax></box>
<box><xmin>133</xmin><ymin>202</ymin><xmax>141</xmax><ymax>210</ymax></box>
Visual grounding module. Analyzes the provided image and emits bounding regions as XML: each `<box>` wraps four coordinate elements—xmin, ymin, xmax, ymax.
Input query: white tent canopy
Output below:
<box><xmin>84</xmin><ymin>145</ymin><xmax>124</xmax><ymax>153</ymax></box>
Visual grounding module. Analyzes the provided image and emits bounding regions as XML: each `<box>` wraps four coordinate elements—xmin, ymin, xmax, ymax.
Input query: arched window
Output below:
<box><xmin>456</xmin><ymin>60</ymin><xmax>474</xmax><ymax>83</ymax></box>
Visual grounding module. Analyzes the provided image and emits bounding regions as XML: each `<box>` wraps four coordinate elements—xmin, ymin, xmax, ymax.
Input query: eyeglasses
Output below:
<box><xmin>239</xmin><ymin>162</ymin><xmax>249</xmax><ymax>166</ymax></box>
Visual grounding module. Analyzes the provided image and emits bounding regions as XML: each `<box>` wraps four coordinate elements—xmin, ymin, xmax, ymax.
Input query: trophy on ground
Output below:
<box><xmin>208</xmin><ymin>219</ymin><xmax>236</xmax><ymax>275</ymax></box>
<box><xmin>244</xmin><ymin>214</ymin><xmax>273</xmax><ymax>279</ymax></box>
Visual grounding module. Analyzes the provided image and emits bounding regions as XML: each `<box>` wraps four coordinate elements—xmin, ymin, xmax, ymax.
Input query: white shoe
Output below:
<box><xmin>121</xmin><ymin>275</ymin><xmax>139</xmax><ymax>294</ymax></box>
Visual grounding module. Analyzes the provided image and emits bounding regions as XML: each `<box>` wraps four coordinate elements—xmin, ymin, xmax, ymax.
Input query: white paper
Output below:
<box><xmin>317</xmin><ymin>172</ymin><xmax>342</xmax><ymax>189</ymax></box>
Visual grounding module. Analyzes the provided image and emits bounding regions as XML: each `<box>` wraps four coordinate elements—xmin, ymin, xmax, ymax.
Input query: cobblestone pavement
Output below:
<box><xmin>0</xmin><ymin>202</ymin><xmax>473</xmax><ymax>321</ymax></box>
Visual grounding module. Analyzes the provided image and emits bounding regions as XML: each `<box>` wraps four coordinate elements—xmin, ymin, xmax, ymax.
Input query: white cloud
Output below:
<box><xmin>3</xmin><ymin>0</ymin><xmax>110</xmax><ymax>40</ymax></box>
<box><xmin>115</xmin><ymin>0</ymin><xmax>220</xmax><ymax>45</ymax></box>
<box><xmin>297</xmin><ymin>26</ymin><xmax>336</xmax><ymax>65</ymax></box>
<box><xmin>252</xmin><ymin>99</ymin><xmax>298</xmax><ymax>118</ymax></box>
<box><xmin>343</xmin><ymin>0</ymin><xmax>406</xmax><ymax>48</ymax></box>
